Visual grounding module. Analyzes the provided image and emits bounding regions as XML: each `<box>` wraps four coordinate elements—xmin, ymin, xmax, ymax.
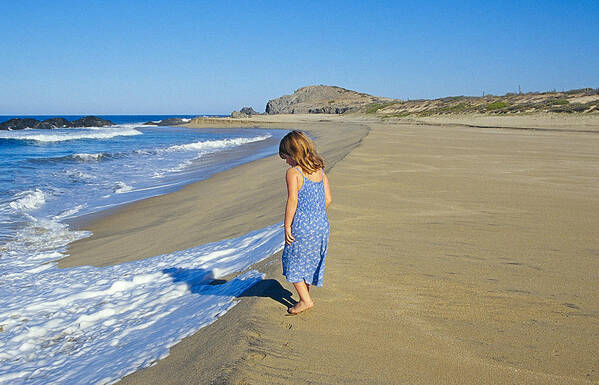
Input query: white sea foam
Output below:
<box><xmin>8</xmin><ymin>190</ymin><xmax>46</xmax><ymax>212</ymax></box>
<box><xmin>0</xmin><ymin>223</ymin><xmax>284</xmax><ymax>384</ymax></box>
<box><xmin>165</xmin><ymin>135</ymin><xmax>271</xmax><ymax>152</ymax></box>
<box><xmin>55</xmin><ymin>204</ymin><xmax>87</xmax><ymax>220</ymax></box>
<box><xmin>1</xmin><ymin>218</ymin><xmax>92</xmax><ymax>275</ymax></box>
<box><xmin>63</xmin><ymin>169</ymin><xmax>95</xmax><ymax>182</ymax></box>
<box><xmin>165</xmin><ymin>159</ymin><xmax>195</xmax><ymax>173</ymax></box>
<box><xmin>113</xmin><ymin>182</ymin><xmax>133</xmax><ymax>194</ymax></box>
<box><xmin>72</xmin><ymin>153</ymin><xmax>105</xmax><ymax>161</ymax></box>
<box><xmin>0</xmin><ymin>127</ymin><xmax>142</xmax><ymax>142</ymax></box>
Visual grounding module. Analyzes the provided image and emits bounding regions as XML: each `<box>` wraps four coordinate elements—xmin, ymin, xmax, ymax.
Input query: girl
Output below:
<box><xmin>279</xmin><ymin>131</ymin><xmax>332</xmax><ymax>315</ymax></box>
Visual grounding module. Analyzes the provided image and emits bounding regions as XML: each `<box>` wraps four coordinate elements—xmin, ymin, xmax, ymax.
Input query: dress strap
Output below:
<box><xmin>295</xmin><ymin>166</ymin><xmax>306</xmax><ymax>178</ymax></box>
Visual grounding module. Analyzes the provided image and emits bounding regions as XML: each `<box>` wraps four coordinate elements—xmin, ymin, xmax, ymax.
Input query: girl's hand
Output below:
<box><xmin>285</xmin><ymin>226</ymin><xmax>295</xmax><ymax>245</ymax></box>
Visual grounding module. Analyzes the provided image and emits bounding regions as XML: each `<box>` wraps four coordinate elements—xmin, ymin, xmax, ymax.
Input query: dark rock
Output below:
<box><xmin>68</xmin><ymin>116</ymin><xmax>114</xmax><ymax>127</ymax></box>
<box><xmin>142</xmin><ymin>118</ymin><xmax>188</xmax><ymax>126</ymax></box>
<box><xmin>231</xmin><ymin>106</ymin><xmax>259</xmax><ymax>118</ymax></box>
<box><xmin>36</xmin><ymin>118</ymin><xmax>70</xmax><ymax>129</ymax></box>
<box><xmin>0</xmin><ymin>118</ymin><xmax>41</xmax><ymax>130</ymax></box>
<box><xmin>240</xmin><ymin>107</ymin><xmax>258</xmax><ymax>115</ymax></box>
<box><xmin>156</xmin><ymin>118</ymin><xmax>188</xmax><ymax>126</ymax></box>
<box><xmin>231</xmin><ymin>111</ymin><xmax>246</xmax><ymax>118</ymax></box>
<box><xmin>1</xmin><ymin>116</ymin><xmax>114</xmax><ymax>130</ymax></box>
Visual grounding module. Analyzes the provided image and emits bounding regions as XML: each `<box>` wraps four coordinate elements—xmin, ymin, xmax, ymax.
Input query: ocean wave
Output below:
<box><xmin>0</xmin><ymin>127</ymin><xmax>143</xmax><ymax>143</ymax></box>
<box><xmin>73</xmin><ymin>153</ymin><xmax>105</xmax><ymax>161</ymax></box>
<box><xmin>55</xmin><ymin>204</ymin><xmax>87</xmax><ymax>219</ymax></box>
<box><xmin>0</xmin><ymin>224</ymin><xmax>282</xmax><ymax>384</ymax></box>
<box><xmin>62</xmin><ymin>169</ymin><xmax>96</xmax><ymax>182</ymax></box>
<box><xmin>113</xmin><ymin>181</ymin><xmax>133</xmax><ymax>194</ymax></box>
<box><xmin>28</xmin><ymin>152</ymin><xmax>112</xmax><ymax>165</ymax></box>
<box><xmin>8</xmin><ymin>189</ymin><xmax>47</xmax><ymax>212</ymax></box>
<box><xmin>165</xmin><ymin>135</ymin><xmax>271</xmax><ymax>152</ymax></box>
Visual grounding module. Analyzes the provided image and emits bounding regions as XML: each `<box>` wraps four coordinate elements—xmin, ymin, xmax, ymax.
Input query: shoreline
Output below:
<box><xmin>59</xmin><ymin>113</ymin><xmax>599</xmax><ymax>384</ymax></box>
<box><xmin>60</xmin><ymin>116</ymin><xmax>369</xmax><ymax>268</ymax></box>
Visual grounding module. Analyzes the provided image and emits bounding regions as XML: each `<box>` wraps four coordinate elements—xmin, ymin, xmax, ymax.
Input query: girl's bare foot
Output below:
<box><xmin>287</xmin><ymin>300</ymin><xmax>313</xmax><ymax>315</ymax></box>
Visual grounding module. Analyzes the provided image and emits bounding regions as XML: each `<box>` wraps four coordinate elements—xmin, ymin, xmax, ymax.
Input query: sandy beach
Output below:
<box><xmin>61</xmin><ymin>113</ymin><xmax>599</xmax><ymax>384</ymax></box>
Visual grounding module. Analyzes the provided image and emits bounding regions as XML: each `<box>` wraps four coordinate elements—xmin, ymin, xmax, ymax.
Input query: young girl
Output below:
<box><xmin>279</xmin><ymin>131</ymin><xmax>332</xmax><ymax>315</ymax></box>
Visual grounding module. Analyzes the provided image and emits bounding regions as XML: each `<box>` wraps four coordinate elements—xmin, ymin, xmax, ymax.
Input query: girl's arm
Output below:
<box><xmin>284</xmin><ymin>168</ymin><xmax>299</xmax><ymax>245</ymax></box>
<box><xmin>323</xmin><ymin>171</ymin><xmax>332</xmax><ymax>209</ymax></box>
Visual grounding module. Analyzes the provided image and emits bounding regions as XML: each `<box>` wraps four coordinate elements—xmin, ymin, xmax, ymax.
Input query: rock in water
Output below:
<box><xmin>36</xmin><ymin>118</ymin><xmax>70</xmax><ymax>129</ymax></box>
<box><xmin>141</xmin><ymin>118</ymin><xmax>189</xmax><ymax>126</ymax></box>
<box><xmin>1</xmin><ymin>116</ymin><xmax>114</xmax><ymax>130</ymax></box>
<box><xmin>157</xmin><ymin>118</ymin><xmax>187</xmax><ymax>126</ymax></box>
<box><xmin>68</xmin><ymin>116</ymin><xmax>114</xmax><ymax>127</ymax></box>
<box><xmin>265</xmin><ymin>85</ymin><xmax>395</xmax><ymax>114</ymax></box>
<box><xmin>0</xmin><ymin>118</ymin><xmax>41</xmax><ymax>130</ymax></box>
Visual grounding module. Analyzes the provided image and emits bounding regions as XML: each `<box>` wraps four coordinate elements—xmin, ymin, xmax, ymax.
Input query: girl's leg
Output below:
<box><xmin>289</xmin><ymin>280</ymin><xmax>314</xmax><ymax>314</ymax></box>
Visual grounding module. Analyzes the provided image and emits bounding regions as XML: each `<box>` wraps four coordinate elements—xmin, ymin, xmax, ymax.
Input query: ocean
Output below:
<box><xmin>0</xmin><ymin>115</ymin><xmax>285</xmax><ymax>384</ymax></box>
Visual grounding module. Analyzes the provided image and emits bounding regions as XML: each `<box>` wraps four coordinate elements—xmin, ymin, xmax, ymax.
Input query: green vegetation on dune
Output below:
<box><xmin>551</xmin><ymin>103</ymin><xmax>588</xmax><ymax>113</ymax></box>
<box><xmin>359</xmin><ymin>87</ymin><xmax>598</xmax><ymax>117</ymax></box>
<box><xmin>440</xmin><ymin>103</ymin><xmax>472</xmax><ymax>113</ymax></box>
<box><xmin>365</xmin><ymin>102</ymin><xmax>397</xmax><ymax>114</ymax></box>
<box><xmin>486</xmin><ymin>101</ymin><xmax>509</xmax><ymax>111</ymax></box>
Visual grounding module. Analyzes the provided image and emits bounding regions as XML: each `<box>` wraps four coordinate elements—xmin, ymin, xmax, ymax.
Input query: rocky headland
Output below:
<box><xmin>0</xmin><ymin>116</ymin><xmax>114</xmax><ymax>130</ymax></box>
<box><xmin>265</xmin><ymin>85</ymin><xmax>396</xmax><ymax>114</ymax></box>
<box><xmin>263</xmin><ymin>85</ymin><xmax>599</xmax><ymax>116</ymax></box>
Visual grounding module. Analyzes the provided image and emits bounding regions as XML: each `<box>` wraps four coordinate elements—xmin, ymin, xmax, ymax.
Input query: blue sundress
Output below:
<box><xmin>282</xmin><ymin>167</ymin><xmax>329</xmax><ymax>287</ymax></box>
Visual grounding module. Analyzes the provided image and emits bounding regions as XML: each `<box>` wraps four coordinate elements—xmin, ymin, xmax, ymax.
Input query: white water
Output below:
<box><xmin>0</xmin><ymin>127</ymin><xmax>143</xmax><ymax>142</ymax></box>
<box><xmin>163</xmin><ymin>135</ymin><xmax>272</xmax><ymax>152</ymax></box>
<box><xmin>0</xmin><ymin>223</ymin><xmax>284</xmax><ymax>384</ymax></box>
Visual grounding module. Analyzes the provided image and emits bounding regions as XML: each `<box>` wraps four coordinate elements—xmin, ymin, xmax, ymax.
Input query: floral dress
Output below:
<box><xmin>282</xmin><ymin>167</ymin><xmax>329</xmax><ymax>286</ymax></box>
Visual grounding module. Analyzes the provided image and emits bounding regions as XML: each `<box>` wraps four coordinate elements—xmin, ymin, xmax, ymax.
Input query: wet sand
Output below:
<box><xmin>62</xmin><ymin>114</ymin><xmax>599</xmax><ymax>384</ymax></box>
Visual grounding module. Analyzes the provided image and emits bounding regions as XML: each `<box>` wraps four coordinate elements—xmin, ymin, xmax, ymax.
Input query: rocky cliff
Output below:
<box><xmin>265</xmin><ymin>85</ymin><xmax>396</xmax><ymax>114</ymax></box>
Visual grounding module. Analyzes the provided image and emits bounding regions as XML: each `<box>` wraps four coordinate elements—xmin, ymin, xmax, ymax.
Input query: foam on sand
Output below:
<box><xmin>0</xmin><ymin>223</ymin><xmax>284</xmax><ymax>384</ymax></box>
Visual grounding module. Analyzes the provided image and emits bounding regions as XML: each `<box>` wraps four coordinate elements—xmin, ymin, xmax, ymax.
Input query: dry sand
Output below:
<box><xmin>60</xmin><ymin>114</ymin><xmax>599</xmax><ymax>384</ymax></box>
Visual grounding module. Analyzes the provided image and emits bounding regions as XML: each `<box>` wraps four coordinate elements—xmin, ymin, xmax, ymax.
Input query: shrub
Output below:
<box><xmin>365</xmin><ymin>102</ymin><xmax>396</xmax><ymax>114</ymax></box>
<box><xmin>440</xmin><ymin>103</ymin><xmax>470</xmax><ymax>113</ymax></box>
<box><xmin>486</xmin><ymin>101</ymin><xmax>509</xmax><ymax>111</ymax></box>
<box><xmin>551</xmin><ymin>103</ymin><xmax>587</xmax><ymax>113</ymax></box>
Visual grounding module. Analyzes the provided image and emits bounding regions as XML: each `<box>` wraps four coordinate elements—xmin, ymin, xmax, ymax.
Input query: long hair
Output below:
<box><xmin>279</xmin><ymin>130</ymin><xmax>325</xmax><ymax>173</ymax></box>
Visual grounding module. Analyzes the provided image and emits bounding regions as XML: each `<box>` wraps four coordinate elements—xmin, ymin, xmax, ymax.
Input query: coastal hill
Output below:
<box><xmin>374</xmin><ymin>88</ymin><xmax>599</xmax><ymax>116</ymax></box>
<box><xmin>264</xmin><ymin>85</ymin><xmax>599</xmax><ymax>116</ymax></box>
<box><xmin>265</xmin><ymin>85</ymin><xmax>396</xmax><ymax>114</ymax></box>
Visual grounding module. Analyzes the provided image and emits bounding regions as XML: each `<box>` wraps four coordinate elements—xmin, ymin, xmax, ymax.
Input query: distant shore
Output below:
<box><xmin>61</xmin><ymin>113</ymin><xmax>599</xmax><ymax>384</ymax></box>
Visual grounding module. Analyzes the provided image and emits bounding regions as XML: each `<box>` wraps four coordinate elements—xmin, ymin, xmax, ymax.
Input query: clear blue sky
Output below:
<box><xmin>1</xmin><ymin>1</ymin><xmax>598</xmax><ymax>114</ymax></box>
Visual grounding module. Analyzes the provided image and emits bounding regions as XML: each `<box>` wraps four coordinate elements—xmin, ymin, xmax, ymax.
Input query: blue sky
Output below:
<box><xmin>1</xmin><ymin>1</ymin><xmax>598</xmax><ymax>114</ymax></box>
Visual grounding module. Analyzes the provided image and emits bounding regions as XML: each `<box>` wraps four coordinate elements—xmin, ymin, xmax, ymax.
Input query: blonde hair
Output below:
<box><xmin>279</xmin><ymin>130</ymin><xmax>325</xmax><ymax>173</ymax></box>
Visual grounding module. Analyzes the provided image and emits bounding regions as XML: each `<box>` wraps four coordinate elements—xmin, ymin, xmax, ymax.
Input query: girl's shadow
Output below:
<box><xmin>162</xmin><ymin>268</ymin><xmax>295</xmax><ymax>308</ymax></box>
<box><xmin>237</xmin><ymin>279</ymin><xmax>296</xmax><ymax>308</ymax></box>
